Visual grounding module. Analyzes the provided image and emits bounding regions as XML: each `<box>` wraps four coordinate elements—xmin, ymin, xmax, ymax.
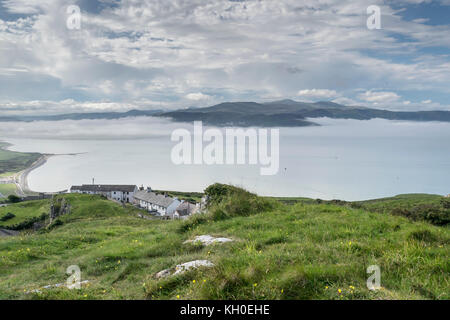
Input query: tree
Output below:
<box><xmin>7</xmin><ymin>195</ymin><xmax>21</xmax><ymax>203</ymax></box>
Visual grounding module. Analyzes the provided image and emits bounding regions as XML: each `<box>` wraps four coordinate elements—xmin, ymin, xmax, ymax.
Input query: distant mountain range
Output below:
<box><xmin>0</xmin><ymin>109</ymin><xmax>163</xmax><ymax>122</ymax></box>
<box><xmin>158</xmin><ymin>100</ymin><xmax>450</xmax><ymax>127</ymax></box>
<box><xmin>1</xmin><ymin>100</ymin><xmax>449</xmax><ymax>127</ymax></box>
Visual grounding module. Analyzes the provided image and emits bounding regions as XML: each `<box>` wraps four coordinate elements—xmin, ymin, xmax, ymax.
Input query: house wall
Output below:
<box><xmin>71</xmin><ymin>188</ymin><xmax>136</xmax><ymax>203</ymax></box>
<box><xmin>166</xmin><ymin>200</ymin><xmax>181</xmax><ymax>216</ymax></box>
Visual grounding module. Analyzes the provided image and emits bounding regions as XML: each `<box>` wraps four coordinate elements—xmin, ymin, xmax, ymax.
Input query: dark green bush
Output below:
<box><xmin>0</xmin><ymin>212</ymin><xmax>15</xmax><ymax>221</ymax></box>
<box><xmin>391</xmin><ymin>204</ymin><xmax>449</xmax><ymax>226</ymax></box>
<box><xmin>204</xmin><ymin>183</ymin><xmax>246</xmax><ymax>207</ymax></box>
<box><xmin>205</xmin><ymin>184</ymin><xmax>276</xmax><ymax>220</ymax></box>
<box><xmin>7</xmin><ymin>195</ymin><xmax>21</xmax><ymax>203</ymax></box>
<box><xmin>5</xmin><ymin>212</ymin><xmax>47</xmax><ymax>231</ymax></box>
<box><xmin>47</xmin><ymin>218</ymin><xmax>64</xmax><ymax>230</ymax></box>
<box><xmin>441</xmin><ymin>198</ymin><xmax>450</xmax><ymax>210</ymax></box>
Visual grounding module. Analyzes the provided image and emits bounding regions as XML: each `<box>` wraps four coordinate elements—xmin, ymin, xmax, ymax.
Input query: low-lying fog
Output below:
<box><xmin>2</xmin><ymin>117</ymin><xmax>449</xmax><ymax>200</ymax></box>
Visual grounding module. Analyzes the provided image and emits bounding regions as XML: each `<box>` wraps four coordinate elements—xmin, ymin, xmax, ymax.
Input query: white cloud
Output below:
<box><xmin>297</xmin><ymin>89</ymin><xmax>339</xmax><ymax>99</ymax></box>
<box><xmin>185</xmin><ymin>92</ymin><xmax>212</xmax><ymax>101</ymax></box>
<box><xmin>0</xmin><ymin>0</ymin><xmax>449</xmax><ymax>113</ymax></box>
<box><xmin>359</xmin><ymin>91</ymin><xmax>402</xmax><ymax>103</ymax></box>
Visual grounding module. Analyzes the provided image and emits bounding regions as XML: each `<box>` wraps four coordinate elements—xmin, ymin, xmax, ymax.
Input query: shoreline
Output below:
<box><xmin>15</xmin><ymin>154</ymin><xmax>54</xmax><ymax>196</ymax></box>
<box><xmin>0</xmin><ymin>141</ymin><xmax>85</xmax><ymax>196</ymax></box>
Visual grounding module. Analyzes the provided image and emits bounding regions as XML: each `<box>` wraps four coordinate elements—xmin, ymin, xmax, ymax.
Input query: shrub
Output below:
<box><xmin>391</xmin><ymin>204</ymin><xmax>449</xmax><ymax>226</ymax></box>
<box><xmin>179</xmin><ymin>184</ymin><xmax>277</xmax><ymax>232</ymax></box>
<box><xmin>5</xmin><ymin>212</ymin><xmax>47</xmax><ymax>231</ymax></box>
<box><xmin>0</xmin><ymin>212</ymin><xmax>15</xmax><ymax>222</ymax></box>
<box><xmin>178</xmin><ymin>214</ymin><xmax>208</xmax><ymax>233</ymax></box>
<box><xmin>47</xmin><ymin>218</ymin><xmax>64</xmax><ymax>230</ymax></box>
<box><xmin>7</xmin><ymin>195</ymin><xmax>21</xmax><ymax>203</ymax></box>
<box><xmin>441</xmin><ymin>198</ymin><xmax>450</xmax><ymax>210</ymax></box>
<box><xmin>204</xmin><ymin>183</ymin><xmax>246</xmax><ymax>207</ymax></box>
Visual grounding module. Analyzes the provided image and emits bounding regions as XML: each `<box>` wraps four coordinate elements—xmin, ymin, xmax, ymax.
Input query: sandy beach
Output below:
<box><xmin>0</xmin><ymin>154</ymin><xmax>53</xmax><ymax>196</ymax></box>
<box><xmin>0</xmin><ymin>141</ymin><xmax>85</xmax><ymax>196</ymax></box>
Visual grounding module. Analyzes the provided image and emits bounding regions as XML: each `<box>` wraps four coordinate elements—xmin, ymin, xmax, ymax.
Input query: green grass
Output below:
<box><xmin>0</xmin><ymin>141</ymin><xmax>42</xmax><ymax>175</ymax></box>
<box><xmin>356</xmin><ymin>194</ymin><xmax>444</xmax><ymax>212</ymax></box>
<box><xmin>0</xmin><ymin>184</ymin><xmax>17</xmax><ymax>197</ymax></box>
<box><xmin>0</xmin><ymin>192</ymin><xmax>448</xmax><ymax>300</ymax></box>
<box><xmin>0</xmin><ymin>199</ymin><xmax>50</xmax><ymax>228</ymax></box>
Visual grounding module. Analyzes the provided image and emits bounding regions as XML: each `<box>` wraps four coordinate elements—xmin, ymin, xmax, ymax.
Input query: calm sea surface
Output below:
<box><xmin>3</xmin><ymin>117</ymin><xmax>449</xmax><ymax>201</ymax></box>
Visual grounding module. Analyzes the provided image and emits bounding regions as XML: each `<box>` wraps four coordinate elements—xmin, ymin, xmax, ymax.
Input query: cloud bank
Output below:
<box><xmin>0</xmin><ymin>0</ymin><xmax>449</xmax><ymax>115</ymax></box>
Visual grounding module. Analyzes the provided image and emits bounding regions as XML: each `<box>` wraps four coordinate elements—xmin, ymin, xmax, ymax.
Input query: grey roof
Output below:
<box><xmin>175</xmin><ymin>202</ymin><xmax>197</xmax><ymax>216</ymax></box>
<box><xmin>71</xmin><ymin>185</ymin><xmax>137</xmax><ymax>193</ymax></box>
<box><xmin>134</xmin><ymin>190</ymin><xmax>177</xmax><ymax>208</ymax></box>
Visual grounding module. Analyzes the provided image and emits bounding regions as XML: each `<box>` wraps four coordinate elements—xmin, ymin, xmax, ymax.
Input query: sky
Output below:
<box><xmin>0</xmin><ymin>0</ymin><xmax>449</xmax><ymax>115</ymax></box>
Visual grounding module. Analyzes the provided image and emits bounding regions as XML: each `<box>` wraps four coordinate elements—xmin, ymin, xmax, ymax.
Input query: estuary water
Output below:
<box><xmin>2</xmin><ymin>117</ymin><xmax>449</xmax><ymax>201</ymax></box>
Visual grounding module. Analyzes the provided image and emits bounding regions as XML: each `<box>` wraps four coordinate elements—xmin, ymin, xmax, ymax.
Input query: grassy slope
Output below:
<box><xmin>0</xmin><ymin>194</ymin><xmax>448</xmax><ymax>300</ymax></box>
<box><xmin>0</xmin><ymin>200</ymin><xmax>51</xmax><ymax>228</ymax></box>
<box><xmin>356</xmin><ymin>194</ymin><xmax>444</xmax><ymax>212</ymax></box>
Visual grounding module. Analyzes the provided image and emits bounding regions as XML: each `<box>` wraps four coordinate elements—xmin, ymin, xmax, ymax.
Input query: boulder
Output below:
<box><xmin>184</xmin><ymin>235</ymin><xmax>233</xmax><ymax>246</ymax></box>
<box><xmin>155</xmin><ymin>260</ymin><xmax>214</xmax><ymax>279</ymax></box>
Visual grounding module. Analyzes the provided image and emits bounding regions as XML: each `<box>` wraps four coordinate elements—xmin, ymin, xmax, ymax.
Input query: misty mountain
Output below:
<box><xmin>158</xmin><ymin>100</ymin><xmax>450</xmax><ymax>127</ymax></box>
<box><xmin>1</xmin><ymin>100</ymin><xmax>449</xmax><ymax>127</ymax></box>
<box><xmin>0</xmin><ymin>109</ymin><xmax>163</xmax><ymax>122</ymax></box>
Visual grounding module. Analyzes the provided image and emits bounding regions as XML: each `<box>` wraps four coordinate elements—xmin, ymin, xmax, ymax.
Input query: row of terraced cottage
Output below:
<box><xmin>69</xmin><ymin>184</ymin><xmax>205</xmax><ymax>220</ymax></box>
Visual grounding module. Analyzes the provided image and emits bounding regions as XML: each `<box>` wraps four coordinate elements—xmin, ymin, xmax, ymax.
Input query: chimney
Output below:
<box><xmin>92</xmin><ymin>178</ymin><xmax>95</xmax><ymax>185</ymax></box>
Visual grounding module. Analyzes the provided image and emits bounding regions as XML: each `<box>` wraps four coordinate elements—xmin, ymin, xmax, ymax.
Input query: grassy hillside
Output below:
<box><xmin>0</xmin><ymin>192</ymin><xmax>448</xmax><ymax>300</ymax></box>
<box><xmin>356</xmin><ymin>194</ymin><xmax>443</xmax><ymax>211</ymax></box>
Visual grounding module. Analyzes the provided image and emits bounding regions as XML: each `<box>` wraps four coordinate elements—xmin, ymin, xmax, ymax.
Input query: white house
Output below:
<box><xmin>133</xmin><ymin>188</ymin><xmax>181</xmax><ymax>217</ymax></box>
<box><xmin>70</xmin><ymin>184</ymin><xmax>138</xmax><ymax>203</ymax></box>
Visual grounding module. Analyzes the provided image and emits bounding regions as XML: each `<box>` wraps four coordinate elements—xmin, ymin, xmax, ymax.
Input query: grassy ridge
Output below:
<box><xmin>0</xmin><ymin>192</ymin><xmax>448</xmax><ymax>300</ymax></box>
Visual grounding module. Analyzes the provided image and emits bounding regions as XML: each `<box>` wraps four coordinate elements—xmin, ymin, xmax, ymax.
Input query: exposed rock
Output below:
<box><xmin>173</xmin><ymin>260</ymin><xmax>215</xmax><ymax>276</ymax></box>
<box><xmin>26</xmin><ymin>280</ymin><xmax>90</xmax><ymax>294</ymax></box>
<box><xmin>184</xmin><ymin>235</ymin><xmax>233</xmax><ymax>246</ymax></box>
<box><xmin>0</xmin><ymin>228</ymin><xmax>18</xmax><ymax>237</ymax></box>
<box><xmin>155</xmin><ymin>268</ymin><xmax>172</xmax><ymax>279</ymax></box>
<box><xmin>155</xmin><ymin>260</ymin><xmax>214</xmax><ymax>279</ymax></box>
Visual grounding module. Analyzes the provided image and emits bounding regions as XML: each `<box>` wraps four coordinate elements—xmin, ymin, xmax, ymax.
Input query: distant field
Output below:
<box><xmin>356</xmin><ymin>194</ymin><xmax>444</xmax><ymax>212</ymax></box>
<box><xmin>0</xmin><ymin>142</ymin><xmax>42</xmax><ymax>175</ymax></box>
<box><xmin>0</xmin><ymin>184</ymin><xmax>17</xmax><ymax>198</ymax></box>
<box><xmin>155</xmin><ymin>190</ymin><xmax>204</xmax><ymax>203</ymax></box>
<box><xmin>0</xmin><ymin>192</ymin><xmax>448</xmax><ymax>300</ymax></box>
